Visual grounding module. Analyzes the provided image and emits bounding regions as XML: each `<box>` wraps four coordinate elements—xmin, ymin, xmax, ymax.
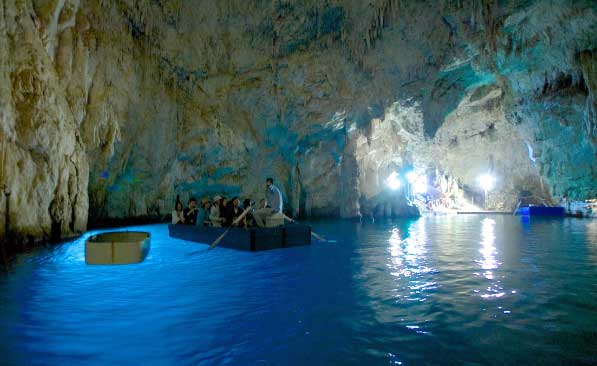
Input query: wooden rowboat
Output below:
<box><xmin>85</xmin><ymin>231</ymin><xmax>151</xmax><ymax>264</ymax></box>
<box><xmin>168</xmin><ymin>224</ymin><xmax>311</xmax><ymax>251</ymax></box>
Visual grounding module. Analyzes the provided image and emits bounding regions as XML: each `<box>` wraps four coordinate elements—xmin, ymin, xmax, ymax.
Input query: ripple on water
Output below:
<box><xmin>1</xmin><ymin>217</ymin><xmax>596</xmax><ymax>365</ymax></box>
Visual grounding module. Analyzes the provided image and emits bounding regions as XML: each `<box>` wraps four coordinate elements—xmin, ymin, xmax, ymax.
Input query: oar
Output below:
<box><xmin>282</xmin><ymin>214</ymin><xmax>327</xmax><ymax>242</ymax></box>
<box><xmin>513</xmin><ymin>200</ymin><xmax>521</xmax><ymax>216</ymax></box>
<box><xmin>208</xmin><ymin>205</ymin><xmax>253</xmax><ymax>250</ymax></box>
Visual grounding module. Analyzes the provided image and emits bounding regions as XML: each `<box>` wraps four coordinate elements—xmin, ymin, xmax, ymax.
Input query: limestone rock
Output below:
<box><xmin>1</xmin><ymin>0</ymin><xmax>596</xmax><ymax>245</ymax></box>
<box><xmin>1</xmin><ymin>0</ymin><xmax>88</xmax><ymax>242</ymax></box>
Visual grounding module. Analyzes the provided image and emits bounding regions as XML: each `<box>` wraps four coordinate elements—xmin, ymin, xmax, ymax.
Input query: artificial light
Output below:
<box><xmin>386</xmin><ymin>172</ymin><xmax>401</xmax><ymax>190</ymax></box>
<box><xmin>479</xmin><ymin>173</ymin><xmax>495</xmax><ymax>192</ymax></box>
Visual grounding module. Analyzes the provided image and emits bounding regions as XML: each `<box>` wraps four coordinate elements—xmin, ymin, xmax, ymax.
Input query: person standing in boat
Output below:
<box><xmin>254</xmin><ymin>178</ymin><xmax>283</xmax><ymax>227</ymax></box>
<box><xmin>210</xmin><ymin>196</ymin><xmax>225</xmax><ymax>227</ymax></box>
<box><xmin>183</xmin><ymin>197</ymin><xmax>198</xmax><ymax>225</ymax></box>
<box><xmin>172</xmin><ymin>201</ymin><xmax>185</xmax><ymax>225</ymax></box>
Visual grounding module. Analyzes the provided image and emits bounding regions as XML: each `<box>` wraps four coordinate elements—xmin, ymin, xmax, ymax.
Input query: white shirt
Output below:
<box><xmin>209</xmin><ymin>205</ymin><xmax>221</xmax><ymax>221</ymax></box>
<box><xmin>172</xmin><ymin>210</ymin><xmax>184</xmax><ymax>224</ymax></box>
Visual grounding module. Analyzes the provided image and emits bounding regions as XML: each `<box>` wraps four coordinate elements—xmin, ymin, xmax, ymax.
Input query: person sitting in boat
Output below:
<box><xmin>196</xmin><ymin>199</ymin><xmax>211</xmax><ymax>227</ymax></box>
<box><xmin>209</xmin><ymin>196</ymin><xmax>225</xmax><ymax>227</ymax></box>
<box><xmin>243</xmin><ymin>198</ymin><xmax>255</xmax><ymax>227</ymax></box>
<box><xmin>172</xmin><ymin>201</ymin><xmax>185</xmax><ymax>225</ymax></box>
<box><xmin>253</xmin><ymin>178</ymin><xmax>283</xmax><ymax>227</ymax></box>
<box><xmin>224</xmin><ymin>196</ymin><xmax>243</xmax><ymax>226</ymax></box>
<box><xmin>219</xmin><ymin>197</ymin><xmax>228</xmax><ymax>225</ymax></box>
<box><xmin>258</xmin><ymin>198</ymin><xmax>266</xmax><ymax>209</ymax></box>
<box><xmin>183</xmin><ymin>197</ymin><xmax>198</xmax><ymax>225</ymax></box>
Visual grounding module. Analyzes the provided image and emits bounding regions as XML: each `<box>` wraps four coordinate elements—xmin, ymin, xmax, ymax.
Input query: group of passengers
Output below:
<box><xmin>171</xmin><ymin>178</ymin><xmax>283</xmax><ymax>228</ymax></box>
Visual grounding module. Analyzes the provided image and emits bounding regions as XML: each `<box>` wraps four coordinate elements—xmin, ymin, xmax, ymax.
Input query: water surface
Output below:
<box><xmin>1</xmin><ymin>215</ymin><xmax>596</xmax><ymax>365</ymax></box>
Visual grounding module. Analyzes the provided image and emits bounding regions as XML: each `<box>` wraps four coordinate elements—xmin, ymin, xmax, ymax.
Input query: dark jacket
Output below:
<box><xmin>224</xmin><ymin>201</ymin><xmax>243</xmax><ymax>226</ymax></box>
<box><xmin>219</xmin><ymin>202</ymin><xmax>228</xmax><ymax>225</ymax></box>
<box><xmin>183</xmin><ymin>207</ymin><xmax>198</xmax><ymax>225</ymax></box>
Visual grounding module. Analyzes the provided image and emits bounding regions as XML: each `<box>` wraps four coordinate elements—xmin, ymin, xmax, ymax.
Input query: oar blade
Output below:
<box><xmin>285</xmin><ymin>214</ymin><xmax>327</xmax><ymax>242</ymax></box>
<box><xmin>311</xmin><ymin>231</ymin><xmax>327</xmax><ymax>242</ymax></box>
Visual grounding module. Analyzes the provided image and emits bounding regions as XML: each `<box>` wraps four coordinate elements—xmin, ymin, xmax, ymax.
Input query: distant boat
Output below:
<box><xmin>168</xmin><ymin>224</ymin><xmax>311</xmax><ymax>251</ymax></box>
<box><xmin>515</xmin><ymin>206</ymin><xmax>565</xmax><ymax>217</ymax></box>
<box><xmin>85</xmin><ymin>231</ymin><xmax>151</xmax><ymax>264</ymax></box>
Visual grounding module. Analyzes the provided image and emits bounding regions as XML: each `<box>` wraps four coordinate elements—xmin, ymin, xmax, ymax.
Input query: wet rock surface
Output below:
<box><xmin>0</xmin><ymin>0</ymin><xmax>595</xmax><ymax>243</ymax></box>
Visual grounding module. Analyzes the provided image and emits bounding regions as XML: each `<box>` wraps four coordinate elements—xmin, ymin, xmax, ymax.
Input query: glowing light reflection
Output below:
<box><xmin>387</xmin><ymin>220</ymin><xmax>435</xmax><ymax>304</ymax></box>
<box><xmin>476</xmin><ymin>218</ymin><xmax>505</xmax><ymax>299</ymax></box>
<box><xmin>402</xmin><ymin>220</ymin><xmax>428</xmax><ymax>270</ymax></box>
<box><xmin>388</xmin><ymin>228</ymin><xmax>404</xmax><ymax>268</ymax></box>
<box><xmin>479</xmin><ymin>218</ymin><xmax>498</xmax><ymax>278</ymax></box>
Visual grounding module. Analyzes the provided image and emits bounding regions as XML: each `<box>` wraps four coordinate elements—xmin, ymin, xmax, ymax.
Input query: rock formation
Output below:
<box><xmin>0</xmin><ymin>0</ymin><xmax>595</xmax><ymax>243</ymax></box>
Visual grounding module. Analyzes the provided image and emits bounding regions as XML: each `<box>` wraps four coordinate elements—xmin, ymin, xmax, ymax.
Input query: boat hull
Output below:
<box><xmin>85</xmin><ymin>231</ymin><xmax>151</xmax><ymax>264</ymax></box>
<box><xmin>516</xmin><ymin>206</ymin><xmax>565</xmax><ymax>217</ymax></box>
<box><xmin>168</xmin><ymin>224</ymin><xmax>311</xmax><ymax>251</ymax></box>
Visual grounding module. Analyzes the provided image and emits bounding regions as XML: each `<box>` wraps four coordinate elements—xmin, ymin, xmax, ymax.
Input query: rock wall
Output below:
<box><xmin>1</xmin><ymin>0</ymin><xmax>595</xmax><ymax>243</ymax></box>
<box><xmin>0</xmin><ymin>0</ymin><xmax>90</xmax><ymax>243</ymax></box>
<box><xmin>495</xmin><ymin>1</ymin><xmax>597</xmax><ymax>200</ymax></box>
<box><xmin>420</xmin><ymin>85</ymin><xmax>549</xmax><ymax>210</ymax></box>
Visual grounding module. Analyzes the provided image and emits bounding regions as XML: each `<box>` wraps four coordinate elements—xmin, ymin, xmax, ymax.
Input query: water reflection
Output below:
<box><xmin>476</xmin><ymin>218</ymin><xmax>504</xmax><ymax>299</ymax></box>
<box><xmin>387</xmin><ymin>220</ymin><xmax>431</xmax><ymax>278</ymax></box>
<box><xmin>388</xmin><ymin>228</ymin><xmax>403</xmax><ymax>271</ymax></box>
<box><xmin>479</xmin><ymin>218</ymin><xmax>498</xmax><ymax>279</ymax></box>
<box><xmin>582</xmin><ymin>219</ymin><xmax>597</xmax><ymax>265</ymax></box>
<box><xmin>387</xmin><ymin>219</ymin><xmax>435</xmax><ymax>304</ymax></box>
<box><xmin>2</xmin><ymin>219</ymin><xmax>597</xmax><ymax>365</ymax></box>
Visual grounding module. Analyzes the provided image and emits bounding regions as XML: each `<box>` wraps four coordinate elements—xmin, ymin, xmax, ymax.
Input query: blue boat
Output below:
<box><xmin>168</xmin><ymin>224</ymin><xmax>312</xmax><ymax>251</ymax></box>
<box><xmin>515</xmin><ymin>206</ymin><xmax>565</xmax><ymax>217</ymax></box>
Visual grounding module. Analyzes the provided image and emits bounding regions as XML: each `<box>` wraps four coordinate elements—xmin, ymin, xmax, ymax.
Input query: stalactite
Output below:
<box><xmin>579</xmin><ymin>50</ymin><xmax>597</xmax><ymax>139</ymax></box>
<box><xmin>341</xmin><ymin>0</ymin><xmax>401</xmax><ymax>67</ymax></box>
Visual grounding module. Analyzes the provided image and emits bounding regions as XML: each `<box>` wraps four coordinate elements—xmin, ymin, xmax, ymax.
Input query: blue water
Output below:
<box><xmin>1</xmin><ymin>216</ymin><xmax>596</xmax><ymax>366</ymax></box>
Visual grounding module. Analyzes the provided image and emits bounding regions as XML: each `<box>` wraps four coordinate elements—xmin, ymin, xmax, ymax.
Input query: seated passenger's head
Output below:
<box><xmin>231</xmin><ymin>197</ymin><xmax>240</xmax><ymax>207</ymax></box>
<box><xmin>259</xmin><ymin>199</ymin><xmax>266</xmax><ymax>208</ymax></box>
<box><xmin>202</xmin><ymin>201</ymin><xmax>211</xmax><ymax>209</ymax></box>
<box><xmin>175</xmin><ymin>201</ymin><xmax>183</xmax><ymax>212</ymax></box>
<box><xmin>213</xmin><ymin>196</ymin><xmax>221</xmax><ymax>206</ymax></box>
<box><xmin>188</xmin><ymin>197</ymin><xmax>197</xmax><ymax>209</ymax></box>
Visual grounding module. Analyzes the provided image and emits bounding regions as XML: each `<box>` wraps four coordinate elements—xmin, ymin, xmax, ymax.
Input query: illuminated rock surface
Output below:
<box><xmin>0</xmin><ymin>0</ymin><xmax>595</xmax><ymax>242</ymax></box>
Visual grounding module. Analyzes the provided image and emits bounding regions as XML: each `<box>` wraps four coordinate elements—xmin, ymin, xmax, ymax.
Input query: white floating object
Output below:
<box><xmin>85</xmin><ymin>231</ymin><xmax>150</xmax><ymax>265</ymax></box>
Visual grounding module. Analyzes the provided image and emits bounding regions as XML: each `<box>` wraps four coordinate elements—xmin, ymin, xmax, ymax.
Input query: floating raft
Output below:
<box><xmin>85</xmin><ymin>231</ymin><xmax>151</xmax><ymax>264</ymax></box>
<box><xmin>515</xmin><ymin>206</ymin><xmax>565</xmax><ymax>217</ymax></box>
<box><xmin>168</xmin><ymin>224</ymin><xmax>311</xmax><ymax>251</ymax></box>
